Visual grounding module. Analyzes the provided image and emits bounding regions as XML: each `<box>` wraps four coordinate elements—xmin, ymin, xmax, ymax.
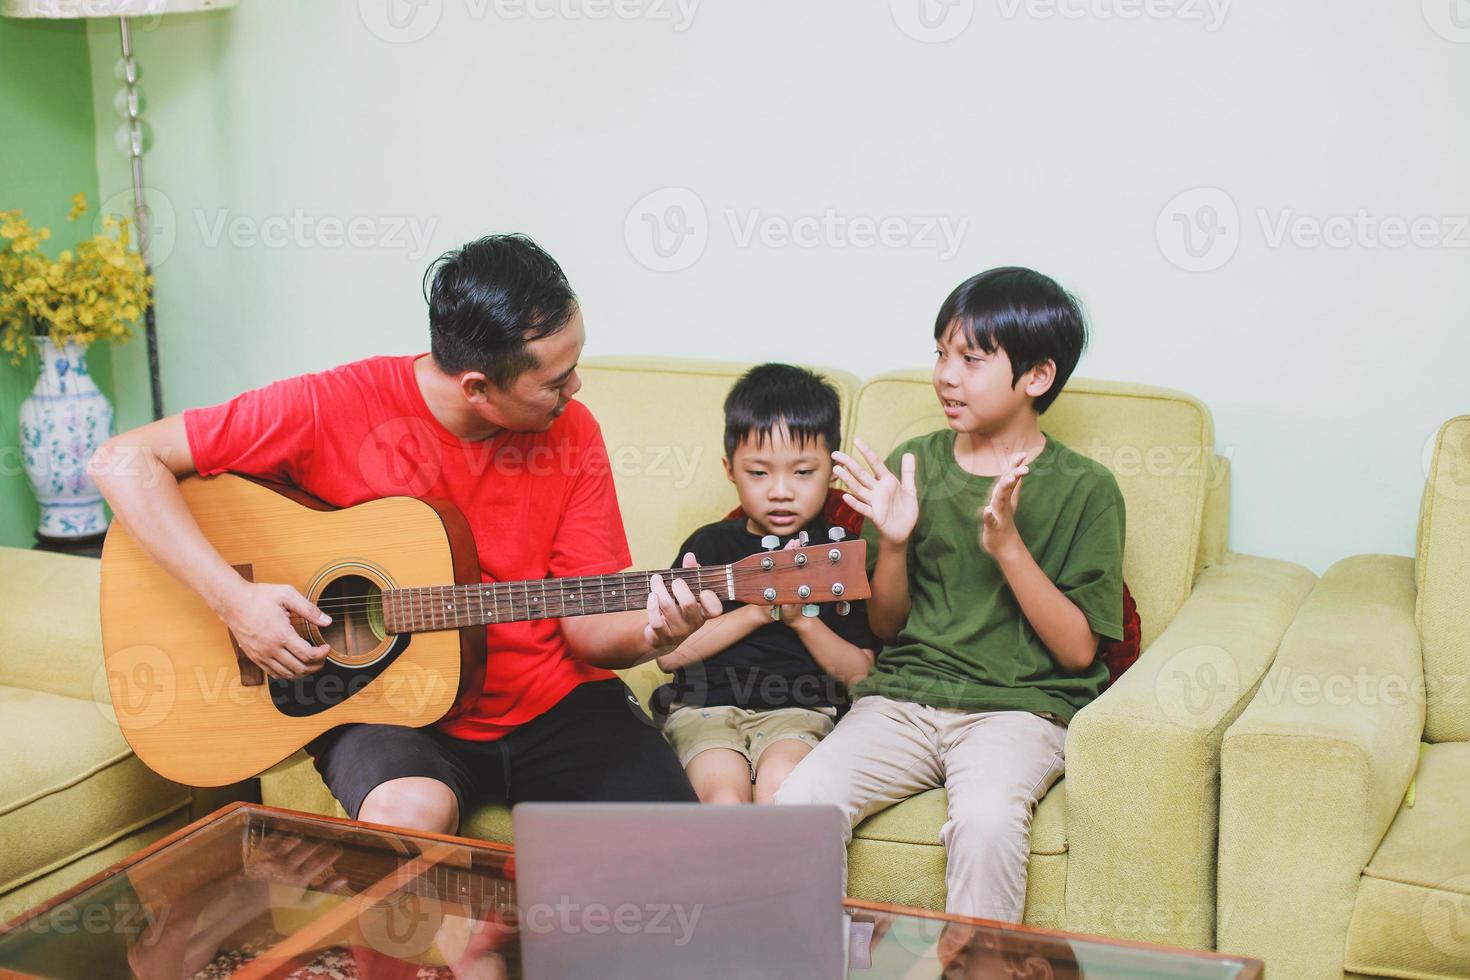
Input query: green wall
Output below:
<box><xmin>0</xmin><ymin>16</ymin><xmax>112</xmax><ymax>547</ymax></box>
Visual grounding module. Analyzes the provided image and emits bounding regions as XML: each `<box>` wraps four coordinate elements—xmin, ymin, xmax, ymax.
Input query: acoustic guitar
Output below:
<box><xmin>99</xmin><ymin>473</ymin><xmax>869</xmax><ymax>787</ymax></box>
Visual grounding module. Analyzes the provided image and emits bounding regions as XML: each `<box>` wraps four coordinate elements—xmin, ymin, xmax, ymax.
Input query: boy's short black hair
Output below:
<box><xmin>423</xmin><ymin>234</ymin><xmax>578</xmax><ymax>389</ymax></box>
<box><xmin>723</xmin><ymin>363</ymin><xmax>842</xmax><ymax>459</ymax></box>
<box><xmin>934</xmin><ymin>267</ymin><xmax>1087</xmax><ymax>414</ymax></box>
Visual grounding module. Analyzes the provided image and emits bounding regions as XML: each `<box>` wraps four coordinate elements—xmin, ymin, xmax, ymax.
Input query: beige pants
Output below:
<box><xmin>772</xmin><ymin>694</ymin><xmax>1066</xmax><ymax>923</ymax></box>
<box><xmin>661</xmin><ymin>703</ymin><xmax>837</xmax><ymax>769</ymax></box>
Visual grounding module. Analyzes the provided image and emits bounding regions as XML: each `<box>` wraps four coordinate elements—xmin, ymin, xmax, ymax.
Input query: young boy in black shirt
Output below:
<box><xmin>652</xmin><ymin>364</ymin><xmax>880</xmax><ymax>804</ymax></box>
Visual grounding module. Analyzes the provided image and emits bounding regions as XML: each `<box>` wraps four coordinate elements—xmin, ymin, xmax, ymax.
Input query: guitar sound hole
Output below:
<box><xmin>318</xmin><ymin>574</ymin><xmax>387</xmax><ymax>663</ymax></box>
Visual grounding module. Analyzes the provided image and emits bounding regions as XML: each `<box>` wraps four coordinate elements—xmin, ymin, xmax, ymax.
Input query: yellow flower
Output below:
<box><xmin>0</xmin><ymin>194</ymin><xmax>150</xmax><ymax>364</ymax></box>
<box><xmin>67</xmin><ymin>193</ymin><xmax>87</xmax><ymax>221</ymax></box>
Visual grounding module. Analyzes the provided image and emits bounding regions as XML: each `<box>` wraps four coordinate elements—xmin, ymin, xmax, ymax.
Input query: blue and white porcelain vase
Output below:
<box><xmin>18</xmin><ymin>334</ymin><xmax>115</xmax><ymax>540</ymax></box>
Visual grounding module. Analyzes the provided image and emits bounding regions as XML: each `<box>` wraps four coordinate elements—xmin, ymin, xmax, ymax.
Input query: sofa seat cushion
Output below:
<box><xmin>853</xmin><ymin>779</ymin><xmax>1067</xmax><ymax>856</ymax></box>
<box><xmin>0</xmin><ymin>686</ymin><xmax>191</xmax><ymax>893</ymax></box>
<box><xmin>461</xmin><ymin>804</ymin><xmax>514</xmax><ymax>845</ymax></box>
<box><xmin>1345</xmin><ymin>741</ymin><xmax>1470</xmax><ymax>978</ymax></box>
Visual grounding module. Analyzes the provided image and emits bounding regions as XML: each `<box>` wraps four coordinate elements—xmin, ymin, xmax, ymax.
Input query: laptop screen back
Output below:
<box><xmin>512</xmin><ymin>803</ymin><xmax>847</xmax><ymax>980</ymax></box>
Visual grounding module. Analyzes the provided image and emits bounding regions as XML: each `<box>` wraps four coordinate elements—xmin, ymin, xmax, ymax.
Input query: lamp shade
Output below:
<box><xmin>1</xmin><ymin>0</ymin><xmax>235</xmax><ymax>16</ymax></box>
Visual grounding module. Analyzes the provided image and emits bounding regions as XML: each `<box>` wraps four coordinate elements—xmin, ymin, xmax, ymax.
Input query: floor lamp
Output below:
<box><xmin>1</xmin><ymin>0</ymin><xmax>237</xmax><ymax>421</ymax></box>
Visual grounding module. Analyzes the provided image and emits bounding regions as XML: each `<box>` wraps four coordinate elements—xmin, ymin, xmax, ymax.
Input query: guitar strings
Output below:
<box><xmin>295</xmin><ymin>572</ymin><xmax>733</xmax><ymax>616</ymax></box>
<box><xmin>284</xmin><ymin>563</ymin><xmax>855</xmax><ymax>617</ymax></box>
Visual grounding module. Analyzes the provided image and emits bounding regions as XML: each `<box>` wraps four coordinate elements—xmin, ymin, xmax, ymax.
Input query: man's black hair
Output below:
<box><xmin>423</xmin><ymin>234</ymin><xmax>578</xmax><ymax>389</ymax></box>
<box><xmin>723</xmin><ymin>363</ymin><xmax>842</xmax><ymax>459</ymax></box>
<box><xmin>934</xmin><ymin>267</ymin><xmax>1088</xmax><ymax>414</ymax></box>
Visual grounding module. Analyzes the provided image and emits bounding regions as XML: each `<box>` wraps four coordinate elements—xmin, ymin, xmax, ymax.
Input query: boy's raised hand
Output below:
<box><xmin>979</xmin><ymin>451</ymin><xmax>1029</xmax><ymax>557</ymax></box>
<box><xmin>833</xmin><ymin>438</ymin><xmax>918</xmax><ymax>545</ymax></box>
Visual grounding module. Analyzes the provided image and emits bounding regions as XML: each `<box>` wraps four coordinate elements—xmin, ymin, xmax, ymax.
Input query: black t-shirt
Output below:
<box><xmin>651</xmin><ymin>518</ymin><xmax>881</xmax><ymax>713</ymax></box>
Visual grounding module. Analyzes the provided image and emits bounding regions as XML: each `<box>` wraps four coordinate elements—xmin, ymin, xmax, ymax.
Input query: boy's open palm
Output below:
<box><xmin>979</xmin><ymin>451</ymin><xmax>1029</xmax><ymax>556</ymax></box>
<box><xmin>833</xmin><ymin>438</ymin><xmax>919</xmax><ymax>545</ymax></box>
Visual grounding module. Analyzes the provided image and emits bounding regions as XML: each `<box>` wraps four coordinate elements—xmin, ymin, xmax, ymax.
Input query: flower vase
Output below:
<box><xmin>18</xmin><ymin>335</ymin><xmax>115</xmax><ymax>541</ymax></box>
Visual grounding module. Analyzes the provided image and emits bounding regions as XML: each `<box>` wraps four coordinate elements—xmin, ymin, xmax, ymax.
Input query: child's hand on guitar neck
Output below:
<box><xmin>219</xmin><ymin>581</ymin><xmax>333</xmax><ymax>680</ymax></box>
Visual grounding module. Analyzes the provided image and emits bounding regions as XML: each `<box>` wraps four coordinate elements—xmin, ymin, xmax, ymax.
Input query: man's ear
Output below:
<box><xmin>459</xmin><ymin>370</ymin><xmax>491</xmax><ymax>403</ymax></box>
<box><xmin>1025</xmin><ymin>360</ymin><xmax>1057</xmax><ymax>400</ymax></box>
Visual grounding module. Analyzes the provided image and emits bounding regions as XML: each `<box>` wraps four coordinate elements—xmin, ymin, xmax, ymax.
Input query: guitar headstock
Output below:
<box><xmin>728</xmin><ymin>540</ymin><xmax>870</xmax><ymax>605</ymax></box>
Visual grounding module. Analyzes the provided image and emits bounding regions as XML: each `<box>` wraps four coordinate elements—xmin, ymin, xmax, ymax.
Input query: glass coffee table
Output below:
<box><xmin>0</xmin><ymin>803</ymin><xmax>1262</xmax><ymax>978</ymax></box>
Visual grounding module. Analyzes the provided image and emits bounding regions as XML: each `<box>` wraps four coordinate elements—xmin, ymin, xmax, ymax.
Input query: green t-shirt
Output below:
<box><xmin>851</xmin><ymin>429</ymin><xmax>1126</xmax><ymax>722</ymax></box>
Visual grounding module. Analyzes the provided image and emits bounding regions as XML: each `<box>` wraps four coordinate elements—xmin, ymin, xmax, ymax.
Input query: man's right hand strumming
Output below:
<box><xmin>217</xmin><ymin>580</ymin><xmax>333</xmax><ymax>681</ymax></box>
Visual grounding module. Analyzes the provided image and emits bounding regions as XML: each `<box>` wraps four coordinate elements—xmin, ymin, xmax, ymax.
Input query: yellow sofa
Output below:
<box><xmin>0</xmin><ymin>548</ymin><xmax>194</xmax><ymax>923</ymax></box>
<box><xmin>260</xmin><ymin>357</ymin><xmax>1316</xmax><ymax>950</ymax></box>
<box><xmin>1218</xmin><ymin>415</ymin><xmax>1470</xmax><ymax>979</ymax></box>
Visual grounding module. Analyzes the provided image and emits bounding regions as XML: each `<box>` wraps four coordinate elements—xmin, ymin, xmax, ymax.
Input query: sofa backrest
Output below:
<box><xmin>575</xmin><ymin>358</ymin><xmax>862</xmax><ymax>571</ymax></box>
<box><xmin>1416</xmin><ymin>414</ymin><xmax>1470</xmax><ymax>742</ymax></box>
<box><xmin>0</xmin><ymin>547</ymin><xmax>108</xmax><ymax>702</ymax></box>
<box><xmin>848</xmin><ymin>372</ymin><xmax>1222</xmax><ymax>650</ymax></box>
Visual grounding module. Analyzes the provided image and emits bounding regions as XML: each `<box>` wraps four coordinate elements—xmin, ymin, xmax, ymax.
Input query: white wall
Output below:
<box><xmin>87</xmin><ymin>0</ymin><xmax>1470</xmax><ymax>574</ymax></box>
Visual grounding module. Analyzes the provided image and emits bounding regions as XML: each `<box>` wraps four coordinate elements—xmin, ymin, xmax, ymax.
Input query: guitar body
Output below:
<box><xmin>100</xmin><ymin>474</ymin><xmax>486</xmax><ymax>787</ymax></box>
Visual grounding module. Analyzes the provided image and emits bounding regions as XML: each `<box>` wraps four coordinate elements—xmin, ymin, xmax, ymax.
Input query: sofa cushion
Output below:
<box><xmin>849</xmin><ymin>373</ymin><xmax>1215</xmax><ymax>649</ymax></box>
<box><xmin>0</xmin><ymin>686</ymin><xmax>191</xmax><ymax>894</ymax></box>
<box><xmin>1416</xmin><ymin>415</ymin><xmax>1470</xmax><ymax>741</ymax></box>
<box><xmin>1345</xmin><ymin>742</ymin><xmax>1470</xmax><ymax>978</ymax></box>
<box><xmin>852</xmin><ymin>779</ymin><xmax>1066</xmax><ymax>856</ymax></box>
<box><xmin>575</xmin><ymin>358</ymin><xmax>861</xmax><ymax>571</ymax></box>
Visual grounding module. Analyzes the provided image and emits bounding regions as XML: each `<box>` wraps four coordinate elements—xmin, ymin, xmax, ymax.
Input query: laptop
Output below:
<box><xmin>511</xmin><ymin>803</ymin><xmax>848</xmax><ymax>980</ymax></box>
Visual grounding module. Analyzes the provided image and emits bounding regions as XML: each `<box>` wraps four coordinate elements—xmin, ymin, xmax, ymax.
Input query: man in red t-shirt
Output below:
<box><xmin>92</xmin><ymin>234</ymin><xmax>717</xmax><ymax>834</ymax></box>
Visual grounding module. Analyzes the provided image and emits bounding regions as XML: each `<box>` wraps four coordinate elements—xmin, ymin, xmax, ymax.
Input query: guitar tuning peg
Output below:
<box><xmin>761</xmin><ymin>535</ymin><xmax>780</xmax><ymax>551</ymax></box>
<box><xmin>836</xmin><ymin>601</ymin><xmax>851</xmax><ymax>617</ymax></box>
<box><xmin>828</xmin><ymin>527</ymin><xmax>846</xmax><ymax>543</ymax></box>
<box><xmin>801</xmin><ymin>604</ymin><xmax>820</xmax><ymax>618</ymax></box>
<box><xmin>798</xmin><ymin>530</ymin><xmax>810</xmax><ymax>546</ymax></box>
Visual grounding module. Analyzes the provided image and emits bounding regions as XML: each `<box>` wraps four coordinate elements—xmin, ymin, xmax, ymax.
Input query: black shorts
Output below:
<box><xmin>306</xmin><ymin>679</ymin><xmax>697</xmax><ymax>820</ymax></box>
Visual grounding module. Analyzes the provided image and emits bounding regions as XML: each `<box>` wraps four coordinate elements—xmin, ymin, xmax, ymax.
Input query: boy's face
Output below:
<box><xmin>932</xmin><ymin>320</ymin><xmax>1051</xmax><ymax>433</ymax></box>
<box><xmin>724</xmin><ymin>425</ymin><xmax>833</xmax><ymax>538</ymax></box>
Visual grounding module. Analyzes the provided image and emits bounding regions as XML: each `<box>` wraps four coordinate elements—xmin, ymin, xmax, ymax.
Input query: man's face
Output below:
<box><xmin>466</xmin><ymin>309</ymin><xmax>586</xmax><ymax>433</ymax></box>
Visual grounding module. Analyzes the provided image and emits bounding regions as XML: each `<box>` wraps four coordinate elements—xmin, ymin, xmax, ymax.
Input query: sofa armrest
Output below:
<box><xmin>1063</xmin><ymin>550</ymin><xmax>1315</xmax><ymax>949</ymax></box>
<box><xmin>0</xmin><ymin>547</ymin><xmax>108</xmax><ymax>702</ymax></box>
<box><xmin>1217</xmin><ymin>554</ymin><xmax>1423</xmax><ymax>979</ymax></box>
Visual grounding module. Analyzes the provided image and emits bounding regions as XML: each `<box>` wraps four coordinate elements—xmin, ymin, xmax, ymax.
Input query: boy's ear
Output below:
<box><xmin>722</xmin><ymin>455</ymin><xmax>734</xmax><ymax>483</ymax></box>
<box><xmin>1024</xmin><ymin>359</ymin><xmax>1057</xmax><ymax>401</ymax></box>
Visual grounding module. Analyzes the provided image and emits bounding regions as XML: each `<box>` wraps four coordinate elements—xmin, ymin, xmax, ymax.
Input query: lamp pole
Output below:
<box><xmin>117</xmin><ymin>15</ymin><xmax>163</xmax><ymax>421</ymax></box>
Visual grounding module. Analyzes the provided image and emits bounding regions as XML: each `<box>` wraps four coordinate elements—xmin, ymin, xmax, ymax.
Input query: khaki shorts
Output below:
<box><xmin>661</xmin><ymin>704</ymin><xmax>838</xmax><ymax>770</ymax></box>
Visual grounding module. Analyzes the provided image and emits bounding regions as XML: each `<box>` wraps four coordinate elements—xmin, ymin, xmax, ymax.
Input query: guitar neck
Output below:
<box><xmin>382</xmin><ymin>565</ymin><xmax>731</xmax><ymax>634</ymax></box>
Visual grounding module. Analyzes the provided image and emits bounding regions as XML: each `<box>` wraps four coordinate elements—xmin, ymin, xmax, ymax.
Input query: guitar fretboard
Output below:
<box><xmin>382</xmin><ymin>565</ymin><xmax>732</xmax><ymax>634</ymax></box>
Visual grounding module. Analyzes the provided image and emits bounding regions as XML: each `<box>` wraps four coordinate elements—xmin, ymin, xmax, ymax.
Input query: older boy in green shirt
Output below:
<box><xmin>775</xmin><ymin>267</ymin><xmax>1126</xmax><ymax>923</ymax></box>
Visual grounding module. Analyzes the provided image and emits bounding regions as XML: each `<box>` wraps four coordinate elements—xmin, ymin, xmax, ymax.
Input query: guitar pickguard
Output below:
<box><xmin>267</xmin><ymin>632</ymin><xmax>413</xmax><ymax>718</ymax></box>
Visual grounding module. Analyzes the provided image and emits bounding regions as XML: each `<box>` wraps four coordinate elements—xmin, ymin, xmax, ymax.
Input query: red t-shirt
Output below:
<box><xmin>182</xmin><ymin>354</ymin><xmax>630</xmax><ymax>740</ymax></box>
